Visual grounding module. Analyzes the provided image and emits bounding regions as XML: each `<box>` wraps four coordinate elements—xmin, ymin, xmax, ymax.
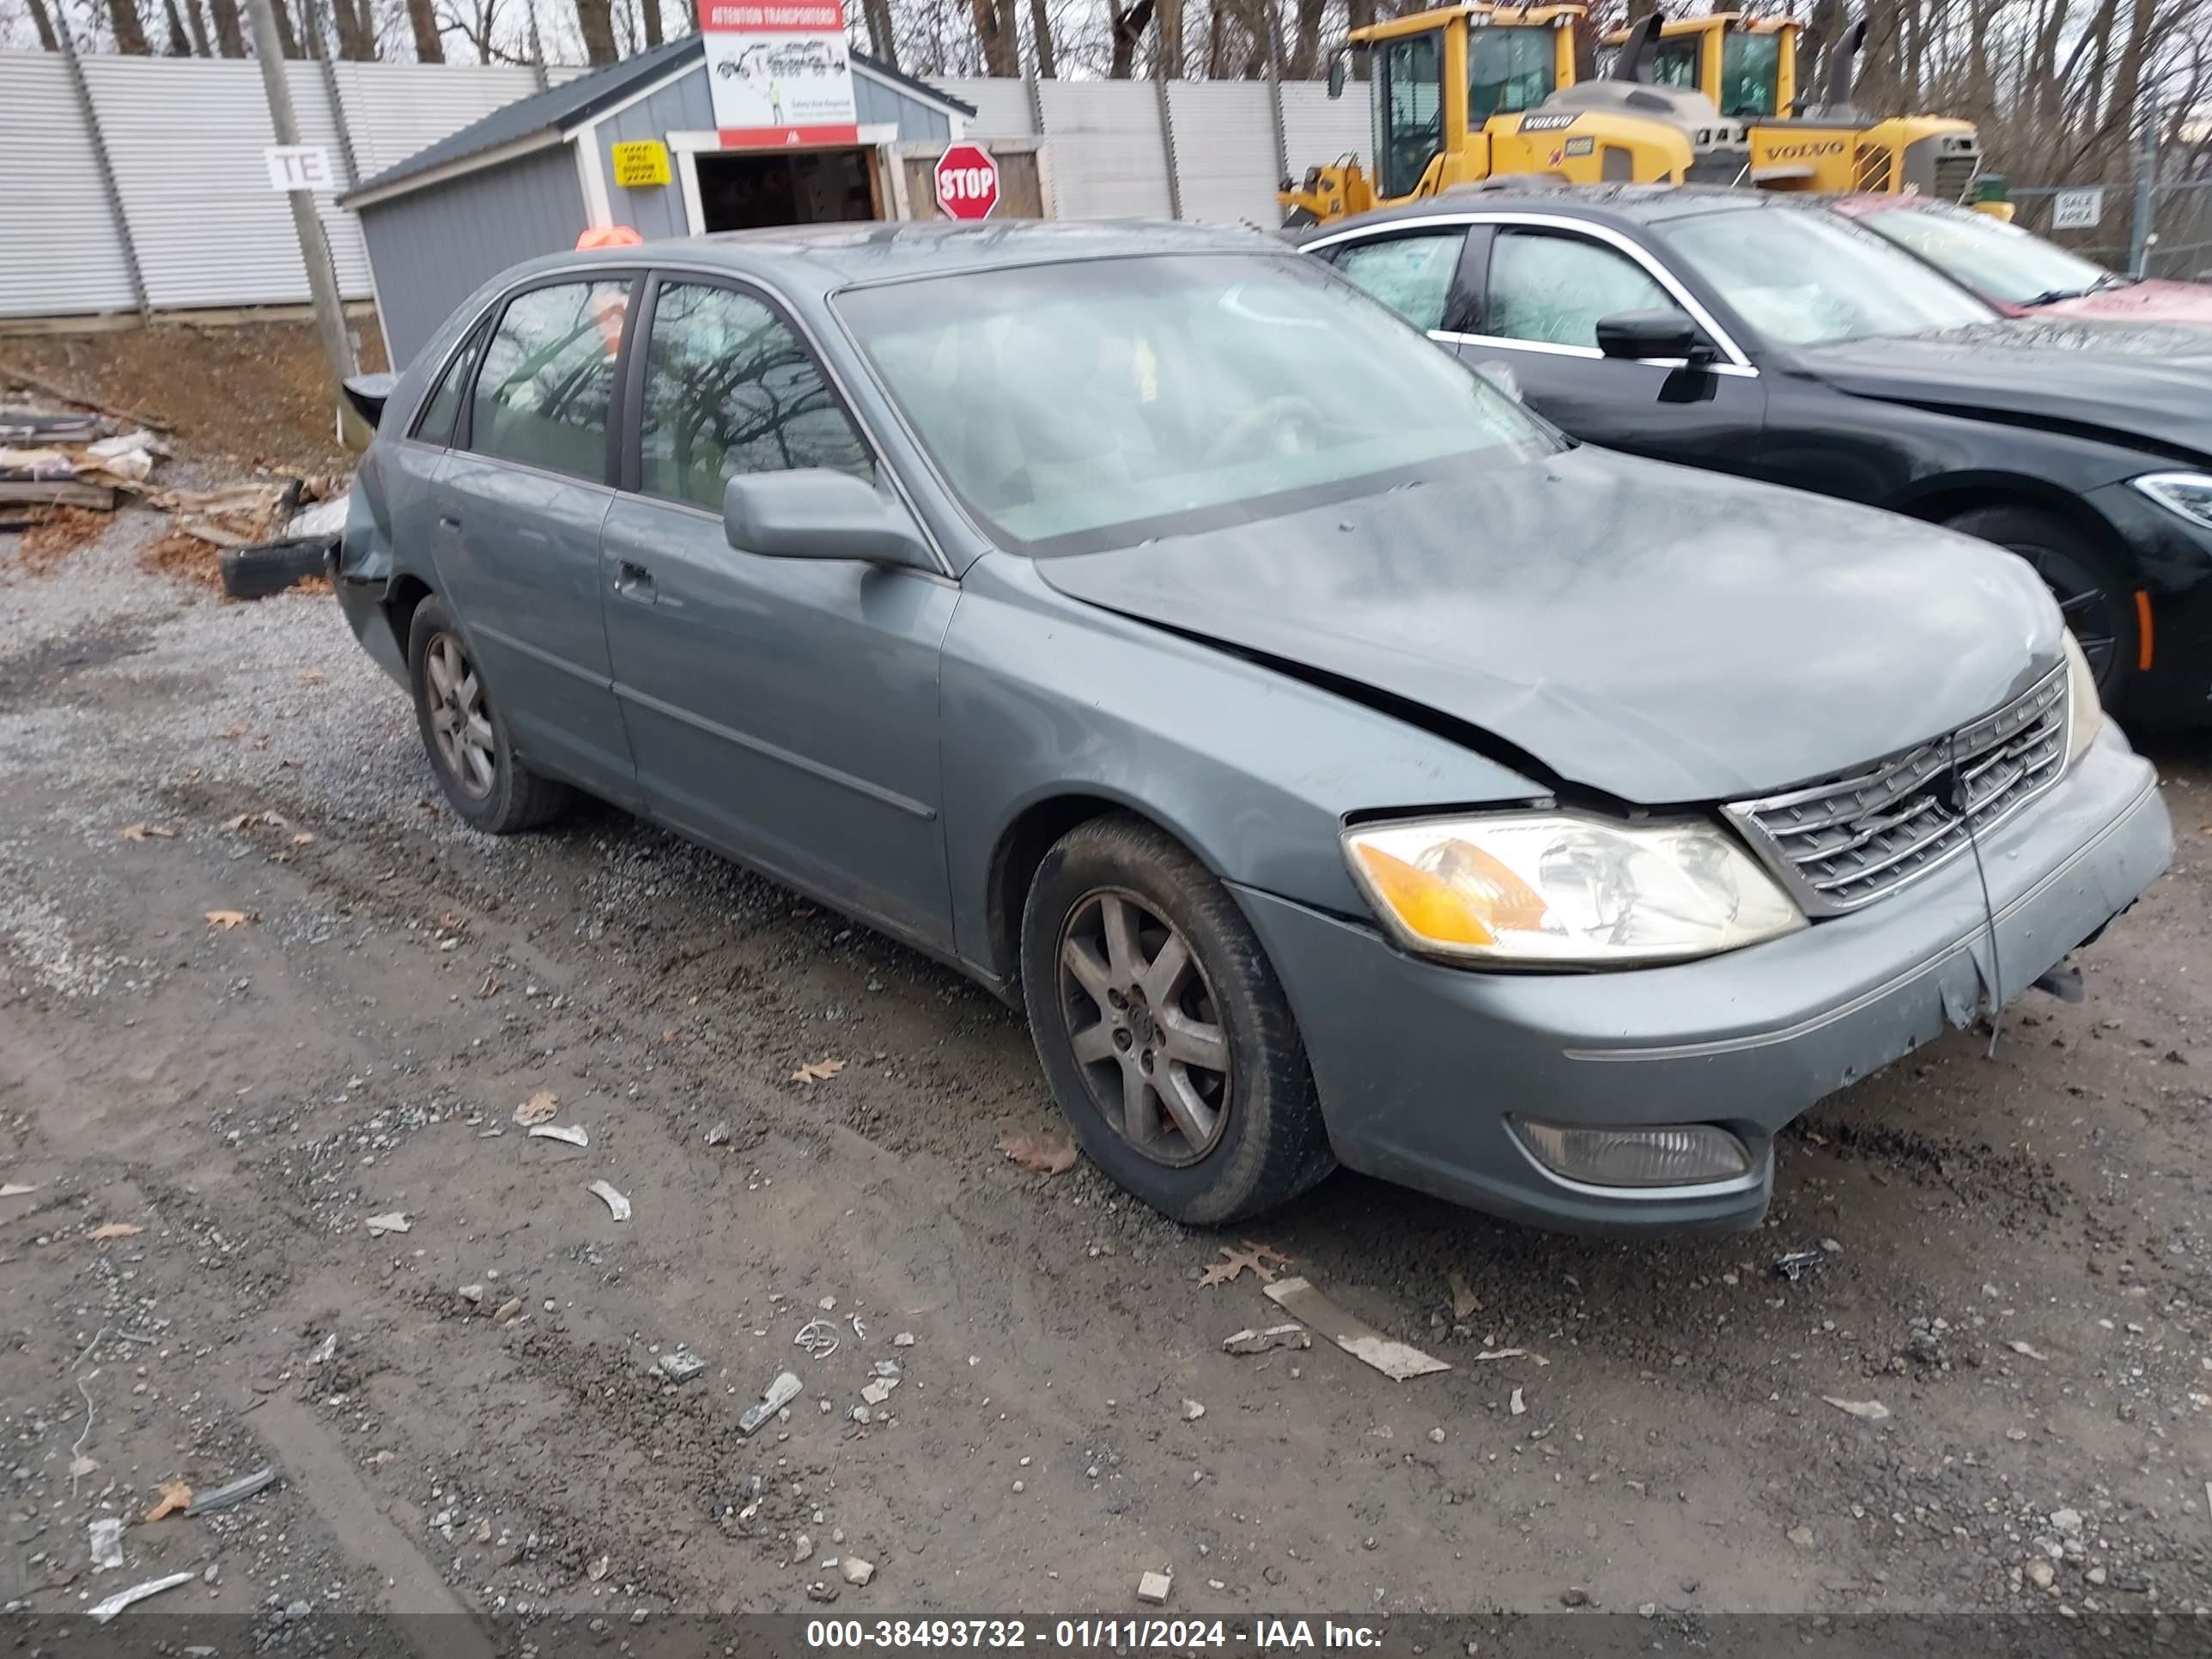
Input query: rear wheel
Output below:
<box><xmin>406</xmin><ymin>595</ymin><xmax>571</xmax><ymax>834</ymax></box>
<box><xmin>1019</xmin><ymin>815</ymin><xmax>1334</xmax><ymax>1224</ymax></box>
<box><xmin>1945</xmin><ymin>504</ymin><xmax>2133</xmax><ymax>702</ymax></box>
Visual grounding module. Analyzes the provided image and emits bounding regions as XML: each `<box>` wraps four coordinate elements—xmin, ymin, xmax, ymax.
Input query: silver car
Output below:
<box><xmin>333</xmin><ymin>221</ymin><xmax>2170</xmax><ymax>1233</ymax></box>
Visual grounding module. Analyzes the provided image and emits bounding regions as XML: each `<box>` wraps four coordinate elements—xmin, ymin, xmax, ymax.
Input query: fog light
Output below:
<box><xmin>1514</xmin><ymin>1120</ymin><xmax>1753</xmax><ymax>1188</ymax></box>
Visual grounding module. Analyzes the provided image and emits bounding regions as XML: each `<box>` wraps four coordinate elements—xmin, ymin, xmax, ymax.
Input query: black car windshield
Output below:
<box><xmin>1661</xmin><ymin>205</ymin><xmax>1997</xmax><ymax>347</ymax></box>
<box><xmin>836</xmin><ymin>252</ymin><xmax>1554</xmax><ymax>554</ymax></box>
<box><xmin>1850</xmin><ymin>200</ymin><xmax>2116</xmax><ymax>307</ymax></box>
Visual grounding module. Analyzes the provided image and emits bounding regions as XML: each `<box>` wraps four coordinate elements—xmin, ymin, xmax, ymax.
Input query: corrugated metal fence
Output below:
<box><xmin>0</xmin><ymin>52</ymin><xmax>1368</xmax><ymax>323</ymax></box>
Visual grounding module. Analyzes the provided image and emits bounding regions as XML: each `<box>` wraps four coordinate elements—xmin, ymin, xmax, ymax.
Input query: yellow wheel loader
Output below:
<box><xmin>1279</xmin><ymin>6</ymin><xmax>1748</xmax><ymax>227</ymax></box>
<box><xmin>1597</xmin><ymin>10</ymin><xmax>1984</xmax><ymax>202</ymax></box>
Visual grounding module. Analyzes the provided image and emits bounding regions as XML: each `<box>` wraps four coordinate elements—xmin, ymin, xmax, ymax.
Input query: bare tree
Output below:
<box><xmin>27</xmin><ymin>0</ymin><xmax>64</xmax><ymax>47</ymax></box>
<box><xmin>969</xmin><ymin>0</ymin><xmax>1018</xmax><ymax>74</ymax></box>
<box><xmin>640</xmin><ymin>0</ymin><xmax>659</xmax><ymax>45</ymax></box>
<box><xmin>406</xmin><ymin>0</ymin><xmax>443</xmax><ymax>57</ymax></box>
<box><xmin>1028</xmin><ymin>0</ymin><xmax>1054</xmax><ymax>73</ymax></box>
<box><xmin>208</xmin><ymin>0</ymin><xmax>246</xmax><ymax>52</ymax></box>
<box><xmin>162</xmin><ymin>0</ymin><xmax>192</xmax><ymax>49</ymax></box>
<box><xmin>862</xmin><ymin>0</ymin><xmax>897</xmax><ymax>64</ymax></box>
<box><xmin>573</xmin><ymin>0</ymin><xmax>616</xmax><ymax>61</ymax></box>
<box><xmin>1107</xmin><ymin>0</ymin><xmax>1152</xmax><ymax>75</ymax></box>
<box><xmin>108</xmin><ymin>0</ymin><xmax>153</xmax><ymax>52</ymax></box>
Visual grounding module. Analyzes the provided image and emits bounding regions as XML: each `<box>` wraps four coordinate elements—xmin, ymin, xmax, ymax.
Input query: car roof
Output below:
<box><xmin>520</xmin><ymin>217</ymin><xmax>1287</xmax><ymax>298</ymax></box>
<box><xmin>1300</xmin><ymin>182</ymin><xmax>1794</xmax><ymax>241</ymax></box>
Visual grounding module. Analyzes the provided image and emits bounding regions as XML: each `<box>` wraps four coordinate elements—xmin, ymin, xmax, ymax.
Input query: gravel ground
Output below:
<box><xmin>3</xmin><ymin>507</ymin><xmax>2209</xmax><ymax>1640</ymax></box>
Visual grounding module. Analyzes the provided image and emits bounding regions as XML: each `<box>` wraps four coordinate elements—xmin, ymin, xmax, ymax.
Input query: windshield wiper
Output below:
<box><xmin>2024</xmin><ymin>287</ymin><xmax>2094</xmax><ymax>306</ymax></box>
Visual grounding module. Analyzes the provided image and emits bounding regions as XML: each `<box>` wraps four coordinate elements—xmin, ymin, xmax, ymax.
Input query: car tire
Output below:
<box><xmin>1019</xmin><ymin>813</ymin><xmax>1334</xmax><ymax>1224</ymax></box>
<box><xmin>1945</xmin><ymin>504</ymin><xmax>2135</xmax><ymax>702</ymax></box>
<box><xmin>405</xmin><ymin>595</ymin><xmax>571</xmax><ymax>834</ymax></box>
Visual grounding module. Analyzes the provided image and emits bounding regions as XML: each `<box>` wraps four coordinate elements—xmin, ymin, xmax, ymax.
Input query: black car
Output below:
<box><xmin>1301</xmin><ymin>184</ymin><xmax>2212</xmax><ymax>722</ymax></box>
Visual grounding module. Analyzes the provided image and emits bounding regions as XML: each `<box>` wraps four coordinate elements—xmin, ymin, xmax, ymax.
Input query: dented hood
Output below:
<box><xmin>1035</xmin><ymin>449</ymin><xmax>2061</xmax><ymax>805</ymax></box>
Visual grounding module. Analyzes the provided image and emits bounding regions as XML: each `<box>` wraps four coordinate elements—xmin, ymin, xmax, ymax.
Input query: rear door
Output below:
<box><xmin>1455</xmin><ymin>221</ymin><xmax>1769</xmax><ymax>474</ymax></box>
<box><xmin>434</xmin><ymin>274</ymin><xmax>640</xmax><ymax>805</ymax></box>
<box><xmin>599</xmin><ymin>274</ymin><xmax>957</xmax><ymax>951</ymax></box>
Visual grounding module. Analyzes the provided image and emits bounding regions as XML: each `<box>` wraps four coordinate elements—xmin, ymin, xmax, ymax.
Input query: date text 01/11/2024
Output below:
<box><xmin>803</xmin><ymin>1619</ymin><xmax>1382</xmax><ymax>1649</ymax></box>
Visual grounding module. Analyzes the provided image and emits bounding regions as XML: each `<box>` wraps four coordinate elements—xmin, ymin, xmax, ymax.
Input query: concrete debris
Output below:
<box><xmin>1222</xmin><ymin>1323</ymin><xmax>1310</xmax><ymax>1355</ymax></box>
<box><xmin>1</xmin><ymin>1181</ymin><xmax>39</xmax><ymax>1198</ymax></box>
<box><xmin>795</xmin><ymin>1533</ymin><xmax>813</xmax><ymax>1564</ymax></box>
<box><xmin>1182</xmin><ymin>1399</ymin><xmax>1206</xmax><ymax>1421</ymax></box>
<box><xmin>2008</xmin><ymin>1340</ymin><xmax>2051</xmax><ymax>1361</ymax></box>
<box><xmin>871</xmin><ymin>1359</ymin><xmax>900</xmax><ymax>1377</ymax></box>
<box><xmin>190</xmin><ymin>1467</ymin><xmax>276</xmax><ymax>1515</ymax></box>
<box><xmin>893</xmin><ymin>1332</ymin><xmax>915</xmax><ymax>1347</ymax></box>
<box><xmin>658</xmin><ymin>1347</ymin><xmax>705</xmax><ymax>1382</ymax></box>
<box><xmin>860</xmin><ymin>1376</ymin><xmax>899</xmax><ymax>1407</ymax></box>
<box><xmin>1136</xmin><ymin>1570</ymin><xmax>1172</xmax><ymax>1605</ymax></box>
<box><xmin>2027</xmin><ymin>1560</ymin><xmax>2056</xmax><ymax>1589</ymax></box>
<box><xmin>1786</xmin><ymin>1526</ymin><xmax>1816</xmax><ymax>1548</ymax></box>
<box><xmin>2050</xmin><ymin>1509</ymin><xmax>2084</xmax><ymax>1536</ymax></box>
<box><xmin>1264</xmin><ymin>1275</ymin><xmax>1450</xmax><ymax>1381</ymax></box>
<box><xmin>1822</xmin><ymin>1396</ymin><xmax>1893</xmax><ymax>1421</ymax></box>
<box><xmin>364</xmin><ymin>1211</ymin><xmax>410</xmax><ymax>1236</ymax></box>
<box><xmin>586</xmin><ymin>1180</ymin><xmax>631</xmax><ymax>1222</ymax></box>
<box><xmin>90</xmin><ymin>1516</ymin><xmax>125</xmax><ymax>1571</ymax></box>
<box><xmin>1510</xmin><ymin>1387</ymin><xmax>1526</xmax><ymax>1416</ymax></box>
<box><xmin>89</xmin><ymin>1570</ymin><xmax>197</xmax><ymax>1624</ymax></box>
<box><xmin>492</xmin><ymin>1297</ymin><xmax>526</xmax><ymax>1326</ymax></box>
<box><xmin>703</xmin><ymin>1121</ymin><xmax>732</xmax><ymax>1146</ymax></box>
<box><xmin>740</xmin><ymin>1371</ymin><xmax>803</xmax><ymax>1435</ymax></box>
<box><xmin>842</xmin><ymin>1555</ymin><xmax>876</xmax><ymax>1586</ymax></box>
<box><xmin>527</xmin><ymin>1123</ymin><xmax>589</xmax><ymax>1147</ymax></box>
<box><xmin>458</xmin><ymin>1284</ymin><xmax>485</xmax><ymax>1306</ymax></box>
<box><xmin>1469</xmin><ymin>1348</ymin><xmax>1545</xmax><ymax>1364</ymax></box>
<box><xmin>306</xmin><ymin>1333</ymin><xmax>337</xmax><ymax>1366</ymax></box>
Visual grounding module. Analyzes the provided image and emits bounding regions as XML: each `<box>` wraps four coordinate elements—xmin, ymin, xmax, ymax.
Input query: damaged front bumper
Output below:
<box><xmin>1232</xmin><ymin>727</ymin><xmax>2172</xmax><ymax>1236</ymax></box>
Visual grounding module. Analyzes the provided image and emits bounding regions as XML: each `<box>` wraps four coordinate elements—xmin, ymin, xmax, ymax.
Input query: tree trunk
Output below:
<box><xmin>1028</xmin><ymin>0</ymin><xmax>1054</xmax><ymax>76</ymax></box>
<box><xmin>184</xmin><ymin>0</ymin><xmax>212</xmax><ymax>52</ymax></box>
<box><xmin>968</xmin><ymin>0</ymin><xmax>1017</xmax><ymax>75</ymax></box>
<box><xmin>1286</xmin><ymin>0</ymin><xmax>1322</xmax><ymax>78</ymax></box>
<box><xmin>331</xmin><ymin>0</ymin><xmax>371</xmax><ymax>59</ymax></box>
<box><xmin>574</xmin><ymin>0</ymin><xmax>617</xmax><ymax>62</ymax></box>
<box><xmin>860</xmin><ymin>0</ymin><xmax>896</xmax><ymax>65</ymax></box>
<box><xmin>269</xmin><ymin>0</ymin><xmax>301</xmax><ymax>57</ymax></box>
<box><xmin>1153</xmin><ymin>0</ymin><xmax>1182</xmax><ymax>76</ymax></box>
<box><xmin>163</xmin><ymin>0</ymin><xmax>192</xmax><ymax>50</ymax></box>
<box><xmin>640</xmin><ymin>0</ymin><xmax>660</xmax><ymax>46</ymax></box>
<box><xmin>109</xmin><ymin>0</ymin><xmax>153</xmax><ymax>52</ymax></box>
<box><xmin>208</xmin><ymin>0</ymin><xmax>246</xmax><ymax>52</ymax></box>
<box><xmin>405</xmin><ymin>0</ymin><xmax>441</xmax><ymax>58</ymax></box>
<box><xmin>1107</xmin><ymin>0</ymin><xmax>1153</xmax><ymax>76</ymax></box>
<box><xmin>27</xmin><ymin>0</ymin><xmax>64</xmax><ymax>49</ymax></box>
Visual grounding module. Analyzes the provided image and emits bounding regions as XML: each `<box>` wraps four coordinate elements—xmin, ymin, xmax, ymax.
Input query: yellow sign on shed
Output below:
<box><xmin>611</xmin><ymin>141</ymin><xmax>672</xmax><ymax>189</ymax></box>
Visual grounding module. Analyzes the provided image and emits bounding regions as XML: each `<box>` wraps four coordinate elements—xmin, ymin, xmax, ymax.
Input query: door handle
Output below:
<box><xmin>614</xmin><ymin>560</ymin><xmax>658</xmax><ymax>604</ymax></box>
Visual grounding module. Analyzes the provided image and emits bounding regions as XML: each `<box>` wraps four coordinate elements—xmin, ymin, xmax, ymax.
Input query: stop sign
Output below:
<box><xmin>934</xmin><ymin>143</ymin><xmax>1000</xmax><ymax>221</ymax></box>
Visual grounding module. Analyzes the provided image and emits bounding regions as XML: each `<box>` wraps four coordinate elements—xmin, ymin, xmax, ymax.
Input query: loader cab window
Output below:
<box><xmin>1377</xmin><ymin>31</ymin><xmax>1445</xmax><ymax>200</ymax></box>
<box><xmin>1646</xmin><ymin>34</ymin><xmax>1700</xmax><ymax>91</ymax></box>
<box><xmin>1719</xmin><ymin>30</ymin><xmax>1782</xmax><ymax>117</ymax></box>
<box><xmin>1468</xmin><ymin>27</ymin><xmax>1556</xmax><ymax>122</ymax></box>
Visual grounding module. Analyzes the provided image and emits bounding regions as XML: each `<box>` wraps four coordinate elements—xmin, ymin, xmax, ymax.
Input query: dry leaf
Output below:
<box><xmin>375</xmin><ymin>867</ymin><xmax>398</xmax><ymax>881</ymax></box>
<box><xmin>514</xmin><ymin>1090</ymin><xmax>560</xmax><ymax>1127</ymax></box>
<box><xmin>435</xmin><ymin>911</ymin><xmax>465</xmax><ymax>933</ymax></box>
<box><xmin>790</xmin><ymin>1058</ymin><xmax>847</xmax><ymax>1085</ymax></box>
<box><xmin>144</xmin><ymin>1480</ymin><xmax>192</xmax><ymax>1522</ymax></box>
<box><xmin>121</xmin><ymin>823</ymin><xmax>178</xmax><ymax>842</ymax></box>
<box><xmin>87</xmin><ymin>1222</ymin><xmax>144</xmax><ymax>1240</ymax></box>
<box><xmin>298</xmin><ymin>670</ymin><xmax>325</xmax><ymax>684</ymax></box>
<box><xmin>218</xmin><ymin>723</ymin><xmax>250</xmax><ymax>739</ymax></box>
<box><xmin>290</xmin><ymin>832</ymin><xmax>316</xmax><ymax>847</ymax></box>
<box><xmin>204</xmin><ymin>909</ymin><xmax>255</xmax><ymax>930</ymax></box>
<box><xmin>1200</xmin><ymin>1240</ymin><xmax>1297</xmax><ymax>1287</ymax></box>
<box><xmin>478</xmin><ymin>972</ymin><xmax>501</xmax><ymax>999</ymax></box>
<box><xmin>222</xmin><ymin>810</ymin><xmax>286</xmax><ymax>832</ymax></box>
<box><xmin>997</xmin><ymin>1127</ymin><xmax>1078</xmax><ymax>1176</ymax></box>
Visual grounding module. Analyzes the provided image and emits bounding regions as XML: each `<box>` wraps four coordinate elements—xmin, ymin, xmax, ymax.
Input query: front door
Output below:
<box><xmin>433</xmin><ymin>275</ymin><xmax>639</xmax><ymax>804</ymax></box>
<box><xmin>1459</xmin><ymin>224</ymin><xmax>1768</xmax><ymax>475</ymax></box>
<box><xmin>599</xmin><ymin>276</ymin><xmax>957</xmax><ymax>950</ymax></box>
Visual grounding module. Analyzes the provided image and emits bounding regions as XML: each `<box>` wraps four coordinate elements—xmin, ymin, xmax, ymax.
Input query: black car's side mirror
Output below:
<box><xmin>1595</xmin><ymin>309</ymin><xmax>1716</xmax><ymax>364</ymax></box>
<box><xmin>724</xmin><ymin>469</ymin><xmax>937</xmax><ymax>573</ymax></box>
<box><xmin>1327</xmin><ymin>52</ymin><xmax>1346</xmax><ymax>99</ymax></box>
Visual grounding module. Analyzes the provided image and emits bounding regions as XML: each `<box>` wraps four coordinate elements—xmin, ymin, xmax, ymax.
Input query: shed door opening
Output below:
<box><xmin>696</xmin><ymin>147</ymin><xmax>878</xmax><ymax>232</ymax></box>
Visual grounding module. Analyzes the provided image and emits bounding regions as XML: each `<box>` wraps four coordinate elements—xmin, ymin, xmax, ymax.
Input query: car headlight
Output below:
<box><xmin>1342</xmin><ymin>812</ymin><xmax>1807</xmax><ymax>967</ymax></box>
<box><xmin>2131</xmin><ymin>471</ymin><xmax>2212</xmax><ymax>531</ymax></box>
<box><xmin>2063</xmin><ymin>629</ymin><xmax>2104</xmax><ymax>763</ymax></box>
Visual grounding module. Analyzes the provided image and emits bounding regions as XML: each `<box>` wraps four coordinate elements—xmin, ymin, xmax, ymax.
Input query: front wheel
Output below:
<box><xmin>1946</xmin><ymin>505</ymin><xmax>2134</xmax><ymax>702</ymax></box>
<box><xmin>1019</xmin><ymin>815</ymin><xmax>1334</xmax><ymax>1224</ymax></box>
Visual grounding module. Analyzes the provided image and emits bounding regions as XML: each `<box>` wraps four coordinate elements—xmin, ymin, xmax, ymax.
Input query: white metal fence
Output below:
<box><xmin>0</xmin><ymin>52</ymin><xmax>1367</xmax><ymax>325</ymax></box>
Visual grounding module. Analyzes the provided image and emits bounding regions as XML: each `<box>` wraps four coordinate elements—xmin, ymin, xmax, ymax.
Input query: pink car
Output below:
<box><xmin>1829</xmin><ymin>193</ymin><xmax>2212</xmax><ymax>323</ymax></box>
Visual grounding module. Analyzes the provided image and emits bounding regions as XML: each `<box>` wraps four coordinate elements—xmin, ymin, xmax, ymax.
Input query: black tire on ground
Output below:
<box><xmin>1019</xmin><ymin>813</ymin><xmax>1334</xmax><ymax>1225</ymax></box>
<box><xmin>219</xmin><ymin>536</ymin><xmax>335</xmax><ymax>600</ymax></box>
<box><xmin>1944</xmin><ymin>504</ymin><xmax>2135</xmax><ymax>702</ymax></box>
<box><xmin>404</xmin><ymin>594</ymin><xmax>571</xmax><ymax>835</ymax></box>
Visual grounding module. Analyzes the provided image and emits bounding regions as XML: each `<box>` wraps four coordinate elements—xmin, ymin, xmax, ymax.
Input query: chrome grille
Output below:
<box><xmin>1723</xmin><ymin>665</ymin><xmax>2069</xmax><ymax>915</ymax></box>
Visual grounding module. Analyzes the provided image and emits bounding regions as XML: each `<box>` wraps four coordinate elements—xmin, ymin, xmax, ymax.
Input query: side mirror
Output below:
<box><xmin>723</xmin><ymin>469</ymin><xmax>937</xmax><ymax>572</ymax></box>
<box><xmin>1595</xmin><ymin>309</ymin><xmax>1714</xmax><ymax>363</ymax></box>
<box><xmin>1327</xmin><ymin>53</ymin><xmax>1347</xmax><ymax>99</ymax></box>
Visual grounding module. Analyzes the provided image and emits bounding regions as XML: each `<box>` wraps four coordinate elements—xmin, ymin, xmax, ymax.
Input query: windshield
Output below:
<box><xmin>1852</xmin><ymin>201</ymin><xmax>2116</xmax><ymax>307</ymax></box>
<box><xmin>1469</xmin><ymin>27</ymin><xmax>1557</xmax><ymax>121</ymax></box>
<box><xmin>1718</xmin><ymin>29</ymin><xmax>1780</xmax><ymax>116</ymax></box>
<box><xmin>837</xmin><ymin>253</ymin><xmax>1554</xmax><ymax>556</ymax></box>
<box><xmin>1662</xmin><ymin>206</ymin><xmax>1997</xmax><ymax>346</ymax></box>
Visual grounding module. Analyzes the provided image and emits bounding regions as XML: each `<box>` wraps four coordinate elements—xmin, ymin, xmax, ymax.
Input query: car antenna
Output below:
<box><xmin>1945</xmin><ymin>732</ymin><xmax>2004</xmax><ymax>1058</ymax></box>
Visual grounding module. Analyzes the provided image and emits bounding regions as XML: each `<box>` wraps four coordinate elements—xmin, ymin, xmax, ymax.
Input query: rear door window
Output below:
<box><xmin>412</xmin><ymin>325</ymin><xmax>485</xmax><ymax>447</ymax></box>
<box><xmin>466</xmin><ymin>280</ymin><xmax>632</xmax><ymax>482</ymax></box>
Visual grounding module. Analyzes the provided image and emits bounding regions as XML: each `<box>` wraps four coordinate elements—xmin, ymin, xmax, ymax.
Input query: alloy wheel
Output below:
<box><xmin>424</xmin><ymin>631</ymin><xmax>495</xmax><ymax>799</ymax></box>
<box><xmin>1056</xmin><ymin>889</ymin><xmax>1232</xmax><ymax>1167</ymax></box>
<box><xmin>2013</xmin><ymin>543</ymin><xmax>2122</xmax><ymax>691</ymax></box>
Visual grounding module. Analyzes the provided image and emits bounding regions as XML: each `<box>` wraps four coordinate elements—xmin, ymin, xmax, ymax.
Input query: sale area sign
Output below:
<box><xmin>704</xmin><ymin>0</ymin><xmax>859</xmax><ymax>148</ymax></box>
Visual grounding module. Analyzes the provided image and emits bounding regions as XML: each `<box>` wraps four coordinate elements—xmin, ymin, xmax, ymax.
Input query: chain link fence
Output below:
<box><xmin>2003</xmin><ymin>177</ymin><xmax>2212</xmax><ymax>282</ymax></box>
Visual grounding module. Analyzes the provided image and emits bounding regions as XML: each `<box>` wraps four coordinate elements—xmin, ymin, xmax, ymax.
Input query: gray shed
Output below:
<box><xmin>343</xmin><ymin>34</ymin><xmax>976</xmax><ymax>366</ymax></box>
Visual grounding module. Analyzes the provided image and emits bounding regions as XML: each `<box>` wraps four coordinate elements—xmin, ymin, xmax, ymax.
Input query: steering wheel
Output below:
<box><xmin>1203</xmin><ymin>395</ymin><xmax>1326</xmax><ymax>466</ymax></box>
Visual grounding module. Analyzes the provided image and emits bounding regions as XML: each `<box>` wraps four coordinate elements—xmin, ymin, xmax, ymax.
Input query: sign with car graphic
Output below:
<box><xmin>702</xmin><ymin>0</ymin><xmax>858</xmax><ymax>148</ymax></box>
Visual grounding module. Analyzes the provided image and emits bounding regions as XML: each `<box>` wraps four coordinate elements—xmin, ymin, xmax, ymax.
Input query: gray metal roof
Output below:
<box><xmin>344</xmin><ymin>35</ymin><xmax>977</xmax><ymax>206</ymax></box>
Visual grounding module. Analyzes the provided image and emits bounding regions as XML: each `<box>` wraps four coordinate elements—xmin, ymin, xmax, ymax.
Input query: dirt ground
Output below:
<box><xmin>0</xmin><ymin>314</ymin><xmax>388</xmax><ymax>476</ymax></box>
<box><xmin>2</xmin><ymin>507</ymin><xmax>2209</xmax><ymax>1642</ymax></box>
